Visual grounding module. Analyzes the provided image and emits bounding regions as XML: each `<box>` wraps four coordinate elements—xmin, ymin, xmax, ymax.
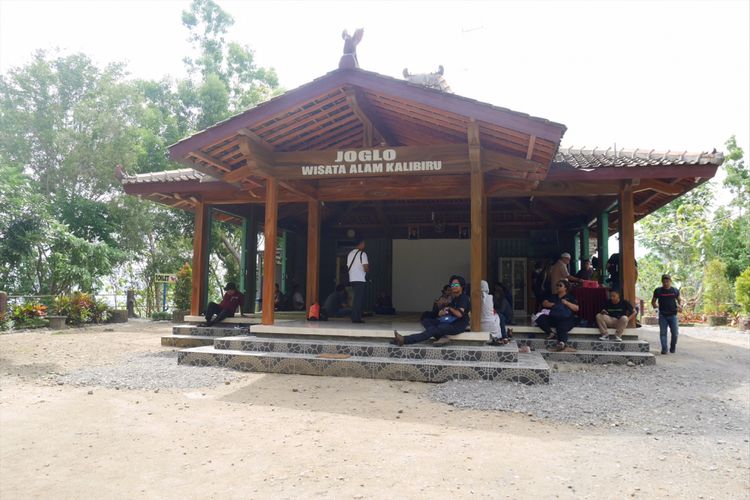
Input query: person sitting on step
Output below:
<box><xmin>420</xmin><ymin>284</ymin><xmax>452</xmax><ymax>325</ymax></box>
<box><xmin>201</xmin><ymin>282</ymin><xmax>244</xmax><ymax>327</ymax></box>
<box><xmin>393</xmin><ymin>275</ymin><xmax>470</xmax><ymax>347</ymax></box>
<box><xmin>535</xmin><ymin>280</ymin><xmax>579</xmax><ymax>352</ymax></box>
<box><xmin>596</xmin><ymin>289</ymin><xmax>635</xmax><ymax>342</ymax></box>
<box><xmin>481</xmin><ymin>280</ymin><xmax>508</xmax><ymax>345</ymax></box>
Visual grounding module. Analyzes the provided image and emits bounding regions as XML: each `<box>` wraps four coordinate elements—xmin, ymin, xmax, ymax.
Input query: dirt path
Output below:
<box><xmin>1</xmin><ymin>321</ymin><xmax>748</xmax><ymax>499</ymax></box>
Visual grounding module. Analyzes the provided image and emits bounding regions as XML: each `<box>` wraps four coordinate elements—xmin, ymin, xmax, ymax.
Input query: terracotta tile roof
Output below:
<box><xmin>119</xmin><ymin>168</ymin><xmax>205</xmax><ymax>185</ymax></box>
<box><xmin>554</xmin><ymin>147</ymin><xmax>724</xmax><ymax>169</ymax></box>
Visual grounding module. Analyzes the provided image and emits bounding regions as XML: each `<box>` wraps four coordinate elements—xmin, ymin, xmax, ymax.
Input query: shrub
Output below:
<box><xmin>173</xmin><ymin>262</ymin><xmax>192</xmax><ymax>311</ymax></box>
<box><xmin>703</xmin><ymin>259</ymin><xmax>733</xmax><ymax>315</ymax></box>
<box><xmin>736</xmin><ymin>268</ymin><xmax>750</xmax><ymax>315</ymax></box>
<box><xmin>53</xmin><ymin>292</ymin><xmax>110</xmax><ymax>325</ymax></box>
<box><xmin>151</xmin><ymin>311</ymin><xmax>172</xmax><ymax>321</ymax></box>
<box><xmin>9</xmin><ymin>302</ymin><xmax>48</xmax><ymax>329</ymax></box>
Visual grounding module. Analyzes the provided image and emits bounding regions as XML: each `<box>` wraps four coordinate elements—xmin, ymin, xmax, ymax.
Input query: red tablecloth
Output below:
<box><xmin>572</xmin><ymin>287</ymin><xmax>608</xmax><ymax>326</ymax></box>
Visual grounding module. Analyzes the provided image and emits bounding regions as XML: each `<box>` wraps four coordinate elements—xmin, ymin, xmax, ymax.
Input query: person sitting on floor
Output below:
<box><xmin>481</xmin><ymin>280</ymin><xmax>508</xmax><ymax>345</ymax></box>
<box><xmin>322</xmin><ymin>284</ymin><xmax>350</xmax><ymax>319</ymax></box>
<box><xmin>493</xmin><ymin>283</ymin><xmax>514</xmax><ymax>326</ymax></box>
<box><xmin>535</xmin><ymin>279</ymin><xmax>579</xmax><ymax>352</ymax></box>
<box><xmin>393</xmin><ymin>275</ymin><xmax>470</xmax><ymax>347</ymax></box>
<box><xmin>201</xmin><ymin>282</ymin><xmax>244</xmax><ymax>327</ymax></box>
<box><xmin>420</xmin><ymin>284</ymin><xmax>452</xmax><ymax>324</ymax></box>
<box><xmin>273</xmin><ymin>283</ymin><xmax>283</xmax><ymax>311</ymax></box>
<box><xmin>374</xmin><ymin>291</ymin><xmax>396</xmax><ymax>315</ymax></box>
<box><xmin>291</xmin><ymin>285</ymin><xmax>305</xmax><ymax>311</ymax></box>
<box><xmin>596</xmin><ymin>289</ymin><xmax>635</xmax><ymax>342</ymax></box>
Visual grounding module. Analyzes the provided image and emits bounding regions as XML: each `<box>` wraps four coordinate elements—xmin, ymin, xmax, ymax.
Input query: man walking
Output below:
<box><xmin>596</xmin><ymin>289</ymin><xmax>635</xmax><ymax>342</ymax></box>
<box><xmin>347</xmin><ymin>238</ymin><xmax>369</xmax><ymax>323</ymax></box>
<box><xmin>651</xmin><ymin>274</ymin><xmax>682</xmax><ymax>354</ymax></box>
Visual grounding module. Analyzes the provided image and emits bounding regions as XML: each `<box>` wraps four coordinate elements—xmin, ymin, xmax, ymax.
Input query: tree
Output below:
<box><xmin>703</xmin><ymin>259</ymin><xmax>732</xmax><ymax>315</ymax></box>
<box><xmin>636</xmin><ymin>183</ymin><xmax>713</xmax><ymax>311</ymax></box>
<box><xmin>735</xmin><ymin>268</ymin><xmax>750</xmax><ymax>315</ymax></box>
<box><xmin>180</xmin><ymin>0</ymin><xmax>279</xmax><ymax>130</ymax></box>
<box><xmin>722</xmin><ymin>136</ymin><xmax>749</xmax><ymax>214</ymax></box>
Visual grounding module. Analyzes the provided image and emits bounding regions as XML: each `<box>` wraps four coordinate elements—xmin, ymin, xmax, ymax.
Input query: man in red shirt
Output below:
<box><xmin>201</xmin><ymin>282</ymin><xmax>244</xmax><ymax>326</ymax></box>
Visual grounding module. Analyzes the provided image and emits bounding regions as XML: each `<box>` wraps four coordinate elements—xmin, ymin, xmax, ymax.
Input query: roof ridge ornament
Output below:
<box><xmin>339</xmin><ymin>28</ymin><xmax>364</xmax><ymax>69</ymax></box>
<box><xmin>402</xmin><ymin>65</ymin><xmax>453</xmax><ymax>93</ymax></box>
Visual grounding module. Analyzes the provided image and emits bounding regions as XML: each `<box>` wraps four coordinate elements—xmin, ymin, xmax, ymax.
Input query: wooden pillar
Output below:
<box><xmin>240</xmin><ymin>206</ymin><xmax>258</xmax><ymax>314</ymax></box>
<box><xmin>597</xmin><ymin>211</ymin><xmax>609</xmax><ymax>281</ymax></box>
<box><xmin>262</xmin><ymin>178</ymin><xmax>278</xmax><ymax>325</ymax></box>
<box><xmin>619</xmin><ymin>183</ymin><xmax>636</xmax><ymax>326</ymax></box>
<box><xmin>580</xmin><ymin>225</ymin><xmax>590</xmax><ymax>266</ymax></box>
<box><xmin>468</xmin><ymin>120</ymin><xmax>485</xmax><ymax>332</ymax></box>
<box><xmin>305</xmin><ymin>200</ymin><xmax>321</xmax><ymax>311</ymax></box>
<box><xmin>190</xmin><ymin>201</ymin><xmax>210</xmax><ymax>316</ymax></box>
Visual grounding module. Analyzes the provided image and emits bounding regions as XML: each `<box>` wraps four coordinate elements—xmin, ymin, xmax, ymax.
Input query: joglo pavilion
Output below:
<box><xmin>118</xmin><ymin>64</ymin><xmax>723</xmax><ymax>334</ymax></box>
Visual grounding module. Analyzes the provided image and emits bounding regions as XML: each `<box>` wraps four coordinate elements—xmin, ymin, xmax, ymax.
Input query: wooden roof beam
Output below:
<box><xmin>345</xmin><ymin>87</ymin><xmax>399</xmax><ymax>146</ymax></box>
<box><xmin>634</xmin><ymin>178</ymin><xmax>684</xmax><ymax>196</ymax></box>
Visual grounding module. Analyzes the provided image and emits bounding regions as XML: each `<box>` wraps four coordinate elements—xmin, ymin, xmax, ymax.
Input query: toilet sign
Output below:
<box><xmin>155</xmin><ymin>273</ymin><xmax>177</xmax><ymax>283</ymax></box>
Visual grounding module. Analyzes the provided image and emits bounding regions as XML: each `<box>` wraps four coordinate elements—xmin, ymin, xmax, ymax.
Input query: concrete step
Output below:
<box><xmin>509</xmin><ymin>325</ymin><xmax>638</xmax><ymax>339</ymax></box>
<box><xmin>171</xmin><ymin>325</ymin><xmax>250</xmax><ymax>337</ymax></box>
<box><xmin>178</xmin><ymin>346</ymin><xmax>549</xmax><ymax>384</ymax></box>
<box><xmin>161</xmin><ymin>335</ymin><xmax>215</xmax><ymax>348</ymax></box>
<box><xmin>213</xmin><ymin>336</ymin><xmax>518</xmax><ymax>363</ymax></box>
<box><xmin>516</xmin><ymin>338</ymin><xmax>650</xmax><ymax>353</ymax></box>
<box><xmin>540</xmin><ymin>349</ymin><xmax>656</xmax><ymax>365</ymax></box>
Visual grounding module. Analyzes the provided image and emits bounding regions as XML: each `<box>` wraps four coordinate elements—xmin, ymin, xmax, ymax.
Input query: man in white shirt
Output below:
<box><xmin>347</xmin><ymin>238</ymin><xmax>369</xmax><ymax>323</ymax></box>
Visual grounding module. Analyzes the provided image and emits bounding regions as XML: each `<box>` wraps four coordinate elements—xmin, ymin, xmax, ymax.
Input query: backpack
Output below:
<box><xmin>307</xmin><ymin>303</ymin><xmax>320</xmax><ymax>321</ymax></box>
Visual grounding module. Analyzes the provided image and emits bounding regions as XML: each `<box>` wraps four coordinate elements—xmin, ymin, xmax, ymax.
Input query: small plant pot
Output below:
<box><xmin>707</xmin><ymin>315</ymin><xmax>728</xmax><ymax>327</ymax></box>
<box><xmin>172</xmin><ymin>310</ymin><xmax>189</xmax><ymax>323</ymax></box>
<box><xmin>738</xmin><ymin>316</ymin><xmax>750</xmax><ymax>331</ymax></box>
<box><xmin>110</xmin><ymin>310</ymin><xmax>128</xmax><ymax>323</ymax></box>
<box><xmin>47</xmin><ymin>315</ymin><xmax>67</xmax><ymax>330</ymax></box>
<box><xmin>643</xmin><ymin>315</ymin><xmax>658</xmax><ymax>326</ymax></box>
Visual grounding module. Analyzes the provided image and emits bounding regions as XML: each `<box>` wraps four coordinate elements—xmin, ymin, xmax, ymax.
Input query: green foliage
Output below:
<box><xmin>10</xmin><ymin>302</ymin><xmax>49</xmax><ymax>329</ymax></box>
<box><xmin>722</xmin><ymin>136</ymin><xmax>749</xmax><ymax>213</ymax></box>
<box><xmin>180</xmin><ymin>0</ymin><xmax>279</xmax><ymax>128</ymax></box>
<box><xmin>173</xmin><ymin>262</ymin><xmax>193</xmax><ymax>311</ymax></box>
<box><xmin>735</xmin><ymin>268</ymin><xmax>750</xmax><ymax>315</ymax></box>
<box><xmin>703</xmin><ymin>259</ymin><xmax>733</xmax><ymax>315</ymax></box>
<box><xmin>53</xmin><ymin>292</ymin><xmax>110</xmax><ymax>325</ymax></box>
<box><xmin>150</xmin><ymin>311</ymin><xmax>172</xmax><ymax>321</ymax></box>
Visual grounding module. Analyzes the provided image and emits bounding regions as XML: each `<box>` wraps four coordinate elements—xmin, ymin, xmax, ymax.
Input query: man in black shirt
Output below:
<box><xmin>596</xmin><ymin>290</ymin><xmax>635</xmax><ymax>342</ymax></box>
<box><xmin>651</xmin><ymin>274</ymin><xmax>682</xmax><ymax>354</ymax></box>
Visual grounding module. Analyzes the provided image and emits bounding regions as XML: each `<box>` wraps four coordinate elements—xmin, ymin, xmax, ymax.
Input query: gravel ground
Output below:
<box><xmin>57</xmin><ymin>350</ymin><xmax>244</xmax><ymax>390</ymax></box>
<box><xmin>431</xmin><ymin>326</ymin><xmax>750</xmax><ymax>438</ymax></box>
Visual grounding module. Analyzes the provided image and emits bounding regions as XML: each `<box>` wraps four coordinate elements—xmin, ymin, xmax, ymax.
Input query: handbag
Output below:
<box><xmin>438</xmin><ymin>314</ymin><xmax>458</xmax><ymax>324</ymax></box>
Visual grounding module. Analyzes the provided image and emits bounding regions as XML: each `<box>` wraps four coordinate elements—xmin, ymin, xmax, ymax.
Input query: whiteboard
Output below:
<box><xmin>392</xmin><ymin>239</ymin><xmax>471</xmax><ymax>312</ymax></box>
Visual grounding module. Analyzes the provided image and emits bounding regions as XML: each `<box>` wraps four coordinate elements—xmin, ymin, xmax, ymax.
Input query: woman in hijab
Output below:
<box><xmin>481</xmin><ymin>280</ymin><xmax>508</xmax><ymax>345</ymax></box>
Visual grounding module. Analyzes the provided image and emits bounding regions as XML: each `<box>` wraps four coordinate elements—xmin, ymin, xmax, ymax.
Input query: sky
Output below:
<box><xmin>1</xmin><ymin>0</ymin><xmax>748</xmax><ymax>199</ymax></box>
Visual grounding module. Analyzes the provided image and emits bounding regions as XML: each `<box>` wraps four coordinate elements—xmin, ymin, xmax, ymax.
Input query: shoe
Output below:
<box><xmin>486</xmin><ymin>336</ymin><xmax>502</xmax><ymax>346</ymax></box>
<box><xmin>661</xmin><ymin>349</ymin><xmax>668</xmax><ymax>355</ymax></box>
<box><xmin>598</xmin><ymin>335</ymin><xmax>610</xmax><ymax>341</ymax></box>
<box><xmin>548</xmin><ymin>343</ymin><xmax>566</xmax><ymax>352</ymax></box>
<box><xmin>670</xmin><ymin>348</ymin><xmax>676</xmax><ymax>353</ymax></box>
<box><xmin>393</xmin><ymin>330</ymin><xmax>404</xmax><ymax>347</ymax></box>
<box><xmin>614</xmin><ymin>336</ymin><xmax>623</xmax><ymax>343</ymax></box>
<box><xmin>506</xmin><ymin>328</ymin><xmax>513</xmax><ymax>338</ymax></box>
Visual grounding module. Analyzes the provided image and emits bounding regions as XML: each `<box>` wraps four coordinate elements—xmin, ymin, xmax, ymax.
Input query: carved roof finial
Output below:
<box><xmin>402</xmin><ymin>65</ymin><xmax>452</xmax><ymax>93</ymax></box>
<box><xmin>339</xmin><ymin>28</ymin><xmax>364</xmax><ymax>69</ymax></box>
